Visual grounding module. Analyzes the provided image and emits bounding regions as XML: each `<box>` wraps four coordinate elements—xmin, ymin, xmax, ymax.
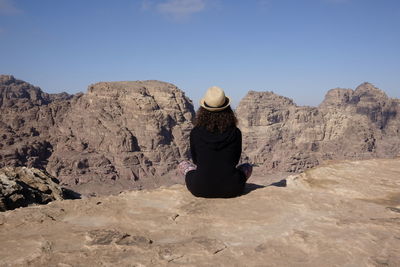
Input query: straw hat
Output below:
<box><xmin>200</xmin><ymin>86</ymin><xmax>231</xmax><ymax>112</ymax></box>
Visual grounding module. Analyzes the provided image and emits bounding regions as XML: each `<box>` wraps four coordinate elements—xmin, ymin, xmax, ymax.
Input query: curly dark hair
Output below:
<box><xmin>194</xmin><ymin>106</ymin><xmax>238</xmax><ymax>133</ymax></box>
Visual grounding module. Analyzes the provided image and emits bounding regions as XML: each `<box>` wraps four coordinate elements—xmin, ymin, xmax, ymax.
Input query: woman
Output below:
<box><xmin>178</xmin><ymin>86</ymin><xmax>252</xmax><ymax>198</ymax></box>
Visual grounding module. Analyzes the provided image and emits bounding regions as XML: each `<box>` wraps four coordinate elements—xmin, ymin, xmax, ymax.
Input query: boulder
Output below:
<box><xmin>0</xmin><ymin>167</ymin><xmax>64</xmax><ymax>211</ymax></box>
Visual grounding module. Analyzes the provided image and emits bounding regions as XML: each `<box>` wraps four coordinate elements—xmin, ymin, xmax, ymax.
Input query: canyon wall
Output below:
<box><xmin>0</xmin><ymin>75</ymin><xmax>194</xmax><ymax>195</ymax></box>
<box><xmin>236</xmin><ymin>82</ymin><xmax>400</xmax><ymax>173</ymax></box>
<box><xmin>1</xmin><ymin>75</ymin><xmax>399</xmax><ymax>195</ymax></box>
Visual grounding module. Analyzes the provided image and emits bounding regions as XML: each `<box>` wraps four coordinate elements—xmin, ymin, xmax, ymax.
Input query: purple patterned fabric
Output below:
<box><xmin>178</xmin><ymin>161</ymin><xmax>197</xmax><ymax>176</ymax></box>
<box><xmin>237</xmin><ymin>163</ymin><xmax>253</xmax><ymax>180</ymax></box>
<box><xmin>178</xmin><ymin>161</ymin><xmax>253</xmax><ymax>180</ymax></box>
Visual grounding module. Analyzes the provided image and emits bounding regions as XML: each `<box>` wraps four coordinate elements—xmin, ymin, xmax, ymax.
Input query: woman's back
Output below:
<box><xmin>179</xmin><ymin>86</ymin><xmax>252</xmax><ymax>198</ymax></box>
<box><xmin>185</xmin><ymin>126</ymin><xmax>246</xmax><ymax>198</ymax></box>
<box><xmin>190</xmin><ymin>126</ymin><xmax>241</xmax><ymax>174</ymax></box>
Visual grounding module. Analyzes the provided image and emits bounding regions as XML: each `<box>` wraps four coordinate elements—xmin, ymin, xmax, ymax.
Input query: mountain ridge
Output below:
<box><xmin>1</xmin><ymin>75</ymin><xmax>399</xmax><ymax>196</ymax></box>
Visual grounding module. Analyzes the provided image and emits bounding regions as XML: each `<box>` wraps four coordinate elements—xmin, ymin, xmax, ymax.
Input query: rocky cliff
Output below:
<box><xmin>1</xmin><ymin>158</ymin><xmax>399</xmax><ymax>266</ymax></box>
<box><xmin>1</xmin><ymin>75</ymin><xmax>399</xmax><ymax>196</ymax></box>
<box><xmin>0</xmin><ymin>75</ymin><xmax>194</xmax><ymax>196</ymax></box>
<box><xmin>47</xmin><ymin>80</ymin><xmax>194</xmax><ymax>195</ymax></box>
<box><xmin>0</xmin><ymin>75</ymin><xmax>73</xmax><ymax>169</ymax></box>
<box><xmin>236</xmin><ymin>82</ymin><xmax>400</xmax><ymax>173</ymax></box>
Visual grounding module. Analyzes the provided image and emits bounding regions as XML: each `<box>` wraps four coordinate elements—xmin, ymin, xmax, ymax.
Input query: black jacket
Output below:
<box><xmin>185</xmin><ymin>126</ymin><xmax>246</xmax><ymax>198</ymax></box>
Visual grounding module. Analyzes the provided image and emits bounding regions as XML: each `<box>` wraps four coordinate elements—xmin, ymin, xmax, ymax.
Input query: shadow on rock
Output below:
<box><xmin>242</xmin><ymin>183</ymin><xmax>266</xmax><ymax>195</ymax></box>
<box><xmin>62</xmin><ymin>188</ymin><xmax>82</xmax><ymax>199</ymax></box>
<box><xmin>242</xmin><ymin>179</ymin><xmax>287</xmax><ymax>195</ymax></box>
<box><xmin>268</xmin><ymin>179</ymin><xmax>287</xmax><ymax>187</ymax></box>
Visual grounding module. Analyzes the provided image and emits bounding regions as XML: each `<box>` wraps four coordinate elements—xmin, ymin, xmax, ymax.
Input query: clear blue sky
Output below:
<box><xmin>1</xmin><ymin>0</ymin><xmax>399</xmax><ymax>107</ymax></box>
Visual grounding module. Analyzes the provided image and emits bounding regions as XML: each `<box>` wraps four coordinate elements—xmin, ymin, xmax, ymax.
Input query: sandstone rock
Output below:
<box><xmin>46</xmin><ymin>80</ymin><xmax>194</xmax><ymax>194</ymax></box>
<box><xmin>237</xmin><ymin>83</ymin><xmax>400</xmax><ymax>174</ymax></box>
<box><xmin>0</xmin><ymin>167</ymin><xmax>64</xmax><ymax>211</ymax></box>
<box><xmin>0</xmin><ymin>158</ymin><xmax>399</xmax><ymax>266</ymax></box>
<box><xmin>2</xmin><ymin>75</ymin><xmax>399</xmax><ymax>196</ymax></box>
<box><xmin>0</xmin><ymin>75</ymin><xmax>74</xmax><ymax>170</ymax></box>
<box><xmin>0</xmin><ymin>76</ymin><xmax>194</xmax><ymax>196</ymax></box>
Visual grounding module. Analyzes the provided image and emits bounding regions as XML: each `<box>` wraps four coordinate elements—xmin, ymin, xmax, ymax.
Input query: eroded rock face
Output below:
<box><xmin>0</xmin><ymin>167</ymin><xmax>64</xmax><ymax>211</ymax></box>
<box><xmin>2</xmin><ymin>75</ymin><xmax>399</xmax><ymax>195</ymax></box>
<box><xmin>47</xmin><ymin>80</ymin><xmax>194</xmax><ymax>193</ymax></box>
<box><xmin>0</xmin><ymin>75</ymin><xmax>73</xmax><ymax>170</ymax></box>
<box><xmin>0</xmin><ymin>75</ymin><xmax>194</xmax><ymax>196</ymax></box>
<box><xmin>237</xmin><ymin>83</ymin><xmax>400</xmax><ymax>173</ymax></box>
<box><xmin>0</xmin><ymin>158</ymin><xmax>399</xmax><ymax>266</ymax></box>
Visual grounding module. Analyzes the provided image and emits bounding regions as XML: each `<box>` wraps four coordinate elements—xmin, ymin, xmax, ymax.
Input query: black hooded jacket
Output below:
<box><xmin>185</xmin><ymin>126</ymin><xmax>246</xmax><ymax>198</ymax></box>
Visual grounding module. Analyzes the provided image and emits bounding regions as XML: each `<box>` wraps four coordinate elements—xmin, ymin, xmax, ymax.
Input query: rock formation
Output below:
<box><xmin>0</xmin><ymin>158</ymin><xmax>399</xmax><ymax>266</ymax></box>
<box><xmin>0</xmin><ymin>75</ymin><xmax>194</xmax><ymax>196</ymax></box>
<box><xmin>0</xmin><ymin>167</ymin><xmax>64</xmax><ymax>211</ymax></box>
<box><xmin>0</xmin><ymin>75</ymin><xmax>73</xmax><ymax>169</ymax></box>
<box><xmin>1</xmin><ymin>75</ymin><xmax>399</xmax><ymax>196</ymax></box>
<box><xmin>236</xmin><ymin>82</ymin><xmax>400</xmax><ymax>173</ymax></box>
<box><xmin>47</xmin><ymin>80</ymin><xmax>194</xmax><ymax>195</ymax></box>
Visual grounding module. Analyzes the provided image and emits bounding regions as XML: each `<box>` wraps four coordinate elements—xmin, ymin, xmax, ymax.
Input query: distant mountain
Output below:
<box><xmin>236</xmin><ymin>82</ymin><xmax>400</xmax><ymax>173</ymax></box>
<box><xmin>0</xmin><ymin>75</ymin><xmax>194</xmax><ymax>196</ymax></box>
<box><xmin>1</xmin><ymin>75</ymin><xmax>399</xmax><ymax>196</ymax></box>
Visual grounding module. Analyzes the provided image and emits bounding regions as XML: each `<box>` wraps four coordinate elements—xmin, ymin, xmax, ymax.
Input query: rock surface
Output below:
<box><xmin>236</xmin><ymin>82</ymin><xmax>400</xmax><ymax>174</ymax></box>
<box><xmin>0</xmin><ymin>75</ymin><xmax>194</xmax><ymax>196</ymax></box>
<box><xmin>0</xmin><ymin>167</ymin><xmax>64</xmax><ymax>211</ymax></box>
<box><xmin>1</xmin><ymin>75</ymin><xmax>400</xmax><ymax>196</ymax></box>
<box><xmin>0</xmin><ymin>75</ymin><xmax>73</xmax><ymax>170</ymax></box>
<box><xmin>0</xmin><ymin>158</ymin><xmax>399</xmax><ymax>266</ymax></box>
<box><xmin>46</xmin><ymin>80</ymin><xmax>194</xmax><ymax>195</ymax></box>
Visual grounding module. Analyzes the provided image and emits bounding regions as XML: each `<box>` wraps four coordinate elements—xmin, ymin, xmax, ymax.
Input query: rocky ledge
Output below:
<box><xmin>1</xmin><ymin>158</ymin><xmax>399</xmax><ymax>266</ymax></box>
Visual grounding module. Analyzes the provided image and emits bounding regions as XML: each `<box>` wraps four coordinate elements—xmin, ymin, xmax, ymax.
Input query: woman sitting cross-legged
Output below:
<box><xmin>178</xmin><ymin>86</ymin><xmax>252</xmax><ymax>198</ymax></box>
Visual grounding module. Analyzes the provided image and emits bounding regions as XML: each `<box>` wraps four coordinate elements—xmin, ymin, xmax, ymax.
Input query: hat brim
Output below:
<box><xmin>200</xmin><ymin>96</ymin><xmax>231</xmax><ymax>112</ymax></box>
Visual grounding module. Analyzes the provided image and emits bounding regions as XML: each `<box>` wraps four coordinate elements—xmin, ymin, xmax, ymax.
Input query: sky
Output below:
<box><xmin>0</xmin><ymin>0</ymin><xmax>399</xmax><ymax>108</ymax></box>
